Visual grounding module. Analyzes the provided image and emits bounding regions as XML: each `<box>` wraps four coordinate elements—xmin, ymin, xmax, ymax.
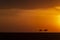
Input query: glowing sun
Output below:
<box><xmin>54</xmin><ymin>15</ymin><xmax>60</xmax><ymax>27</ymax></box>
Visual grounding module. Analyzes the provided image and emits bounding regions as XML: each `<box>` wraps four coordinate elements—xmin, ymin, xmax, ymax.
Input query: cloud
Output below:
<box><xmin>0</xmin><ymin>9</ymin><xmax>22</xmax><ymax>16</ymax></box>
<box><xmin>0</xmin><ymin>0</ymin><xmax>60</xmax><ymax>9</ymax></box>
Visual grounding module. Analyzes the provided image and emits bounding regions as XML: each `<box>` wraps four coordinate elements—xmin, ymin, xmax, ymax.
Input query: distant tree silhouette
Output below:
<box><xmin>39</xmin><ymin>29</ymin><xmax>42</xmax><ymax>31</ymax></box>
<box><xmin>44</xmin><ymin>29</ymin><xmax>48</xmax><ymax>31</ymax></box>
<box><xmin>39</xmin><ymin>29</ymin><xmax>48</xmax><ymax>32</ymax></box>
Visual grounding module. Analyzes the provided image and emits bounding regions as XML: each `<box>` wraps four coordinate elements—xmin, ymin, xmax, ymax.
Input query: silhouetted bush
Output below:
<box><xmin>44</xmin><ymin>29</ymin><xmax>48</xmax><ymax>31</ymax></box>
<box><xmin>39</xmin><ymin>29</ymin><xmax>42</xmax><ymax>31</ymax></box>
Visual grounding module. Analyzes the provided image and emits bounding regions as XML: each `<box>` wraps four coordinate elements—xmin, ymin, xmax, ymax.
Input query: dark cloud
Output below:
<box><xmin>0</xmin><ymin>9</ymin><xmax>21</xmax><ymax>16</ymax></box>
<box><xmin>0</xmin><ymin>0</ymin><xmax>60</xmax><ymax>9</ymax></box>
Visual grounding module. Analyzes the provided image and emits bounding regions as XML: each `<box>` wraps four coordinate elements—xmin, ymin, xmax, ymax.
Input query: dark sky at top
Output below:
<box><xmin>0</xmin><ymin>0</ymin><xmax>60</xmax><ymax>9</ymax></box>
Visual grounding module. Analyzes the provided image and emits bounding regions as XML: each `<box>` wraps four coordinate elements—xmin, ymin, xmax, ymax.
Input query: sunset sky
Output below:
<box><xmin>0</xmin><ymin>0</ymin><xmax>60</xmax><ymax>32</ymax></box>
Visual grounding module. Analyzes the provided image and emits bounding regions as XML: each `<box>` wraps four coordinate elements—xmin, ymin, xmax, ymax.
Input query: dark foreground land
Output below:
<box><xmin>0</xmin><ymin>32</ymin><xmax>60</xmax><ymax>40</ymax></box>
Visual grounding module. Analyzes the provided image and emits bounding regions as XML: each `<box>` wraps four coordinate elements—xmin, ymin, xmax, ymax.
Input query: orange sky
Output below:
<box><xmin>0</xmin><ymin>7</ymin><xmax>60</xmax><ymax>32</ymax></box>
<box><xmin>0</xmin><ymin>0</ymin><xmax>60</xmax><ymax>32</ymax></box>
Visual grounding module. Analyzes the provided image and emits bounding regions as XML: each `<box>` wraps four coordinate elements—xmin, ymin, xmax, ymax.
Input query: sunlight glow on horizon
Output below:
<box><xmin>1</xmin><ymin>7</ymin><xmax>60</xmax><ymax>32</ymax></box>
<box><xmin>56</xmin><ymin>15</ymin><xmax>60</xmax><ymax>26</ymax></box>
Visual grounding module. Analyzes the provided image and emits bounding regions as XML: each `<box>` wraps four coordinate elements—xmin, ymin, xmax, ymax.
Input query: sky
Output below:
<box><xmin>0</xmin><ymin>0</ymin><xmax>60</xmax><ymax>32</ymax></box>
<box><xmin>0</xmin><ymin>0</ymin><xmax>60</xmax><ymax>9</ymax></box>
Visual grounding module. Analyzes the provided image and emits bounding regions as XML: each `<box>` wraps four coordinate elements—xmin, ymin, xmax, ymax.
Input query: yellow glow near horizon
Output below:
<box><xmin>54</xmin><ymin>15</ymin><xmax>60</xmax><ymax>27</ymax></box>
<box><xmin>57</xmin><ymin>15</ymin><xmax>60</xmax><ymax>25</ymax></box>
